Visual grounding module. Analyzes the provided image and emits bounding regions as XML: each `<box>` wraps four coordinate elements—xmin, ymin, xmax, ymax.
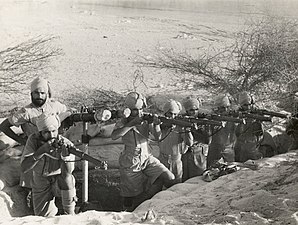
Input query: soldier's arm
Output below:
<box><xmin>0</xmin><ymin>118</ymin><xmax>26</xmax><ymax>145</ymax></box>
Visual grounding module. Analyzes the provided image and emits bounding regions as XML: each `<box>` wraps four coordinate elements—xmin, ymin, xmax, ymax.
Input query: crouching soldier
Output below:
<box><xmin>21</xmin><ymin>113</ymin><xmax>77</xmax><ymax>217</ymax></box>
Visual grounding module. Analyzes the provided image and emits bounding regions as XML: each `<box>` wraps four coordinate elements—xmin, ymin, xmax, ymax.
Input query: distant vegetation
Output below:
<box><xmin>0</xmin><ymin>35</ymin><xmax>62</xmax><ymax>115</ymax></box>
<box><xmin>138</xmin><ymin>16</ymin><xmax>298</xmax><ymax>112</ymax></box>
<box><xmin>1</xmin><ymin>16</ymin><xmax>298</xmax><ymax>116</ymax></box>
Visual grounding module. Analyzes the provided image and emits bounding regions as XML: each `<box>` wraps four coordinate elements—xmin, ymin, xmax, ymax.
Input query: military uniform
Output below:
<box><xmin>114</xmin><ymin>119</ymin><xmax>169</xmax><ymax>197</ymax></box>
<box><xmin>22</xmin><ymin>134</ymin><xmax>76</xmax><ymax>217</ymax></box>
<box><xmin>9</xmin><ymin>99</ymin><xmax>68</xmax><ymax>188</ymax></box>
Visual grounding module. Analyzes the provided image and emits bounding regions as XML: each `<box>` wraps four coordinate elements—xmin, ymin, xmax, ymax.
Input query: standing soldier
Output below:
<box><xmin>234</xmin><ymin>92</ymin><xmax>263</xmax><ymax>162</ymax></box>
<box><xmin>207</xmin><ymin>95</ymin><xmax>237</xmax><ymax>167</ymax></box>
<box><xmin>111</xmin><ymin>92</ymin><xmax>175</xmax><ymax>211</ymax></box>
<box><xmin>21</xmin><ymin>113</ymin><xmax>77</xmax><ymax>216</ymax></box>
<box><xmin>181</xmin><ymin>97</ymin><xmax>211</xmax><ymax>182</ymax></box>
<box><xmin>157</xmin><ymin>99</ymin><xmax>192</xmax><ymax>182</ymax></box>
<box><xmin>0</xmin><ymin>77</ymin><xmax>71</xmax><ymax>208</ymax></box>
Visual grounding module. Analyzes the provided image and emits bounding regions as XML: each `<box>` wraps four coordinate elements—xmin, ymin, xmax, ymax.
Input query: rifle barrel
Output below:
<box><xmin>210</xmin><ymin>115</ymin><xmax>245</xmax><ymax>124</ymax></box>
<box><xmin>159</xmin><ymin>117</ymin><xmax>194</xmax><ymax>128</ymax></box>
<box><xmin>244</xmin><ymin>113</ymin><xmax>272</xmax><ymax>122</ymax></box>
<box><xmin>183</xmin><ymin>117</ymin><xmax>223</xmax><ymax>126</ymax></box>
<box><xmin>253</xmin><ymin>109</ymin><xmax>288</xmax><ymax>119</ymax></box>
<box><xmin>68</xmin><ymin>147</ymin><xmax>108</xmax><ymax>170</ymax></box>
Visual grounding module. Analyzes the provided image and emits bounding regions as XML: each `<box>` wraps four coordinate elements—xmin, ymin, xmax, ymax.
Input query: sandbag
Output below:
<box><xmin>0</xmin><ymin>146</ymin><xmax>23</xmax><ymax>163</ymax></box>
<box><xmin>0</xmin><ymin>158</ymin><xmax>21</xmax><ymax>189</ymax></box>
<box><xmin>0</xmin><ymin>133</ymin><xmax>19</xmax><ymax>151</ymax></box>
<box><xmin>64</xmin><ymin>122</ymin><xmax>116</xmax><ymax>145</ymax></box>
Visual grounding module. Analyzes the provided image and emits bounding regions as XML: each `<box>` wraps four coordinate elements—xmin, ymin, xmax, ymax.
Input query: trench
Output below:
<box><xmin>73</xmin><ymin>168</ymin><xmax>123</xmax><ymax>212</ymax></box>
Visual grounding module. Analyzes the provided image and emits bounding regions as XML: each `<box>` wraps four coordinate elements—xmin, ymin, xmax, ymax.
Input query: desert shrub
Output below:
<box><xmin>0</xmin><ymin>35</ymin><xmax>63</xmax><ymax>115</ymax></box>
<box><xmin>137</xmin><ymin>16</ymin><xmax>298</xmax><ymax>111</ymax></box>
<box><xmin>60</xmin><ymin>87</ymin><xmax>126</xmax><ymax>111</ymax></box>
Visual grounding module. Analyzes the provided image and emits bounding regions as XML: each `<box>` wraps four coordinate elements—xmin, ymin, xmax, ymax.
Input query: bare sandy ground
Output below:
<box><xmin>2</xmin><ymin>151</ymin><xmax>298</xmax><ymax>224</ymax></box>
<box><xmin>0</xmin><ymin>0</ymin><xmax>265</xmax><ymax>105</ymax></box>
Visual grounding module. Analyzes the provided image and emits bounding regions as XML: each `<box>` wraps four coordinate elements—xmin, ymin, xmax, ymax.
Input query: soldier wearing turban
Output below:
<box><xmin>21</xmin><ymin>113</ymin><xmax>76</xmax><ymax>217</ymax></box>
<box><xmin>234</xmin><ymin>92</ymin><xmax>266</xmax><ymax>162</ymax></box>
<box><xmin>111</xmin><ymin>92</ymin><xmax>175</xmax><ymax>211</ymax></box>
<box><xmin>157</xmin><ymin>99</ymin><xmax>192</xmax><ymax>182</ymax></box>
<box><xmin>0</xmin><ymin>76</ymin><xmax>70</xmax><ymax>208</ymax></box>
<box><xmin>181</xmin><ymin>97</ymin><xmax>210</xmax><ymax>181</ymax></box>
<box><xmin>207</xmin><ymin>95</ymin><xmax>236</xmax><ymax>168</ymax></box>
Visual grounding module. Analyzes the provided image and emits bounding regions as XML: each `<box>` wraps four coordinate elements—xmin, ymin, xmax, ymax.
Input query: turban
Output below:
<box><xmin>215</xmin><ymin>95</ymin><xmax>231</xmax><ymax>107</ymax></box>
<box><xmin>30</xmin><ymin>77</ymin><xmax>49</xmax><ymax>93</ymax></box>
<box><xmin>163</xmin><ymin>99</ymin><xmax>182</xmax><ymax>114</ymax></box>
<box><xmin>36</xmin><ymin>113</ymin><xmax>61</xmax><ymax>132</ymax></box>
<box><xmin>124</xmin><ymin>92</ymin><xmax>147</xmax><ymax>109</ymax></box>
<box><xmin>183</xmin><ymin>97</ymin><xmax>200</xmax><ymax>111</ymax></box>
<box><xmin>238</xmin><ymin>92</ymin><xmax>252</xmax><ymax>105</ymax></box>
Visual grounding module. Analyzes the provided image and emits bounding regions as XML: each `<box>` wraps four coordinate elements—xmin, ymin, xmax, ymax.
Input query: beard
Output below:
<box><xmin>31</xmin><ymin>95</ymin><xmax>47</xmax><ymax>107</ymax></box>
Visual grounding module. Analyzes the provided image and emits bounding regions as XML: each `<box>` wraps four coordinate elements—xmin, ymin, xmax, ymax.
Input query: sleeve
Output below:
<box><xmin>113</xmin><ymin>119</ymin><xmax>125</xmax><ymax>130</ymax></box>
<box><xmin>60</xmin><ymin>136</ymin><xmax>76</xmax><ymax>161</ymax></box>
<box><xmin>8</xmin><ymin>107</ymin><xmax>29</xmax><ymax>127</ymax></box>
<box><xmin>21</xmin><ymin>134</ymin><xmax>37</xmax><ymax>162</ymax></box>
<box><xmin>54</xmin><ymin>101</ymin><xmax>68</xmax><ymax>114</ymax></box>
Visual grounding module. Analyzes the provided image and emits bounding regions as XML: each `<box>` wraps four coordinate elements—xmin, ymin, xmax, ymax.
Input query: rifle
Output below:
<box><xmin>67</xmin><ymin>146</ymin><xmax>108</xmax><ymax>170</ymax></box>
<box><xmin>226</xmin><ymin>111</ymin><xmax>272</xmax><ymax>122</ymax></box>
<box><xmin>61</xmin><ymin>108</ymin><xmax>130</xmax><ymax>129</ymax></box>
<box><xmin>249</xmin><ymin>108</ymin><xmax>289</xmax><ymax>119</ymax></box>
<box><xmin>197</xmin><ymin>113</ymin><xmax>245</xmax><ymax>124</ymax></box>
<box><xmin>53</xmin><ymin>139</ymin><xmax>108</xmax><ymax>170</ymax></box>
<box><xmin>142</xmin><ymin>113</ymin><xmax>223</xmax><ymax>128</ymax></box>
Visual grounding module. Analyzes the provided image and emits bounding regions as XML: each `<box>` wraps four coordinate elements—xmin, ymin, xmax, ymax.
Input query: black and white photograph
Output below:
<box><xmin>1</xmin><ymin>0</ymin><xmax>298</xmax><ymax>224</ymax></box>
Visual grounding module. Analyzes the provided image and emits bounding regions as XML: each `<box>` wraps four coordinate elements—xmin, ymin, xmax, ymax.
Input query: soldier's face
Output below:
<box><xmin>186</xmin><ymin>108</ymin><xmax>199</xmax><ymax>117</ymax></box>
<box><xmin>217</xmin><ymin>106</ymin><xmax>229</xmax><ymax>113</ymax></box>
<box><xmin>165</xmin><ymin>111</ymin><xmax>178</xmax><ymax>119</ymax></box>
<box><xmin>241</xmin><ymin>103</ymin><xmax>251</xmax><ymax>111</ymax></box>
<box><xmin>40</xmin><ymin>129</ymin><xmax>59</xmax><ymax>141</ymax></box>
<box><xmin>31</xmin><ymin>87</ymin><xmax>47</xmax><ymax>107</ymax></box>
<box><xmin>130</xmin><ymin>108</ymin><xmax>143</xmax><ymax>118</ymax></box>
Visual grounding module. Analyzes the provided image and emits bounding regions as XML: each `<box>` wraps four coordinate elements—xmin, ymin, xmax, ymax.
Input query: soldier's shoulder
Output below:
<box><xmin>48</xmin><ymin>99</ymin><xmax>67</xmax><ymax>107</ymax></box>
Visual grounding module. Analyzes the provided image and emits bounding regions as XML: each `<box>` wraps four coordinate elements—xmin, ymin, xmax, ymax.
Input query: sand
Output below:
<box><xmin>1</xmin><ymin>0</ymin><xmax>298</xmax><ymax>224</ymax></box>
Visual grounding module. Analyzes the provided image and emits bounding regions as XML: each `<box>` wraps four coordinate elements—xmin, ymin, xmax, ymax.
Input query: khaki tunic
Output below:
<box><xmin>8</xmin><ymin>99</ymin><xmax>68</xmax><ymax>188</ymax></box>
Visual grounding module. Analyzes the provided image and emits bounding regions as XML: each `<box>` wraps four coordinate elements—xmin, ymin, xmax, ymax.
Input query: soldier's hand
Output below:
<box><xmin>60</xmin><ymin>143</ymin><xmax>70</xmax><ymax>158</ymax></box>
<box><xmin>38</xmin><ymin>139</ymin><xmax>55</xmax><ymax>154</ymax></box>
<box><xmin>127</xmin><ymin>116</ymin><xmax>143</xmax><ymax>127</ymax></box>
<box><xmin>152</xmin><ymin>114</ymin><xmax>161</xmax><ymax>125</ymax></box>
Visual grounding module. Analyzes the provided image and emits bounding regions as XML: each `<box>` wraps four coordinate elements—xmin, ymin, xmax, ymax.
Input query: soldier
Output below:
<box><xmin>157</xmin><ymin>99</ymin><xmax>192</xmax><ymax>182</ymax></box>
<box><xmin>0</xmin><ymin>77</ymin><xmax>71</xmax><ymax>208</ymax></box>
<box><xmin>111</xmin><ymin>92</ymin><xmax>175</xmax><ymax>211</ymax></box>
<box><xmin>207</xmin><ymin>95</ymin><xmax>237</xmax><ymax>167</ymax></box>
<box><xmin>181</xmin><ymin>97</ymin><xmax>211</xmax><ymax>182</ymax></box>
<box><xmin>234</xmin><ymin>92</ymin><xmax>264</xmax><ymax>162</ymax></box>
<box><xmin>21</xmin><ymin>113</ymin><xmax>76</xmax><ymax>216</ymax></box>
